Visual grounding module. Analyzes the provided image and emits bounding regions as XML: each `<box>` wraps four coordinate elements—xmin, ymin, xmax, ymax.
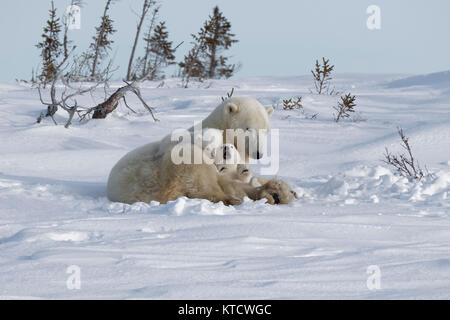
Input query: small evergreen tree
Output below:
<box><xmin>334</xmin><ymin>93</ymin><xmax>356</xmax><ymax>122</ymax></box>
<box><xmin>86</xmin><ymin>0</ymin><xmax>116</xmax><ymax>80</ymax></box>
<box><xmin>311</xmin><ymin>57</ymin><xmax>335</xmax><ymax>95</ymax></box>
<box><xmin>202</xmin><ymin>6</ymin><xmax>238</xmax><ymax>79</ymax></box>
<box><xmin>36</xmin><ymin>0</ymin><xmax>62</xmax><ymax>84</ymax></box>
<box><xmin>138</xmin><ymin>7</ymin><xmax>159</xmax><ymax>79</ymax></box>
<box><xmin>144</xmin><ymin>21</ymin><xmax>176</xmax><ymax>80</ymax></box>
<box><xmin>179</xmin><ymin>6</ymin><xmax>238</xmax><ymax>84</ymax></box>
<box><xmin>179</xmin><ymin>36</ymin><xmax>207</xmax><ymax>86</ymax></box>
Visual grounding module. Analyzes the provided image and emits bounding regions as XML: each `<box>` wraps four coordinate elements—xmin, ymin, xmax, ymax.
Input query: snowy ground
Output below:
<box><xmin>0</xmin><ymin>73</ymin><xmax>449</xmax><ymax>299</ymax></box>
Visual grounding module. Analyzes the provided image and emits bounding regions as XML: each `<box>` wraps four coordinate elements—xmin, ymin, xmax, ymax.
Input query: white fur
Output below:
<box><xmin>107</xmin><ymin>97</ymin><xmax>273</xmax><ymax>204</ymax></box>
<box><xmin>203</xmin><ymin>97</ymin><xmax>273</xmax><ymax>160</ymax></box>
<box><xmin>214</xmin><ymin>147</ymin><xmax>261</xmax><ymax>187</ymax></box>
<box><xmin>194</xmin><ymin>128</ymin><xmax>223</xmax><ymax>160</ymax></box>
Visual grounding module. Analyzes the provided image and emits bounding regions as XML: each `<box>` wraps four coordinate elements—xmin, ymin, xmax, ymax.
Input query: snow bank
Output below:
<box><xmin>302</xmin><ymin>165</ymin><xmax>449</xmax><ymax>208</ymax></box>
<box><xmin>104</xmin><ymin>197</ymin><xmax>272</xmax><ymax>216</ymax></box>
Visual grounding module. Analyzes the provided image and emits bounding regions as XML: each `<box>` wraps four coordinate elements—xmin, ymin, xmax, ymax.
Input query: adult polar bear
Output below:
<box><xmin>107</xmin><ymin>97</ymin><xmax>296</xmax><ymax>205</ymax></box>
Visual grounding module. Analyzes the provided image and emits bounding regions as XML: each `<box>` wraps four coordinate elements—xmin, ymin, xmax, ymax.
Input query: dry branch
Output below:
<box><xmin>36</xmin><ymin>49</ymin><xmax>157</xmax><ymax>127</ymax></box>
<box><xmin>221</xmin><ymin>88</ymin><xmax>234</xmax><ymax>101</ymax></box>
<box><xmin>81</xmin><ymin>78</ymin><xmax>158</xmax><ymax>121</ymax></box>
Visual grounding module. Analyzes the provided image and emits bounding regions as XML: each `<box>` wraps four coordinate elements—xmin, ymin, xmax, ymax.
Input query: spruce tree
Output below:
<box><xmin>202</xmin><ymin>6</ymin><xmax>238</xmax><ymax>79</ymax></box>
<box><xmin>179</xmin><ymin>47</ymin><xmax>205</xmax><ymax>78</ymax></box>
<box><xmin>36</xmin><ymin>0</ymin><xmax>62</xmax><ymax>84</ymax></box>
<box><xmin>145</xmin><ymin>21</ymin><xmax>176</xmax><ymax>80</ymax></box>
<box><xmin>179</xmin><ymin>34</ymin><xmax>207</xmax><ymax>86</ymax></box>
<box><xmin>311</xmin><ymin>57</ymin><xmax>335</xmax><ymax>95</ymax></box>
<box><xmin>179</xmin><ymin>6</ymin><xmax>238</xmax><ymax>83</ymax></box>
<box><xmin>88</xmin><ymin>0</ymin><xmax>116</xmax><ymax>80</ymax></box>
<box><xmin>138</xmin><ymin>7</ymin><xmax>159</xmax><ymax>79</ymax></box>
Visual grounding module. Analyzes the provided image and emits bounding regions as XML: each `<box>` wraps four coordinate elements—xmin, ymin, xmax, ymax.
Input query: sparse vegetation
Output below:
<box><xmin>77</xmin><ymin>0</ymin><xmax>117</xmax><ymax>81</ymax></box>
<box><xmin>36</xmin><ymin>63</ymin><xmax>158</xmax><ymax>128</ymax></box>
<box><xmin>126</xmin><ymin>0</ymin><xmax>157</xmax><ymax>81</ymax></box>
<box><xmin>383</xmin><ymin>127</ymin><xmax>427</xmax><ymax>181</ymax></box>
<box><xmin>278</xmin><ymin>96</ymin><xmax>318</xmax><ymax>119</ymax></box>
<box><xmin>311</xmin><ymin>57</ymin><xmax>336</xmax><ymax>95</ymax></box>
<box><xmin>334</xmin><ymin>93</ymin><xmax>356</xmax><ymax>122</ymax></box>
<box><xmin>136</xmin><ymin>6</ymin><xmax>160</xmax><ymax>79</ymax></box>
<box><xmin>282</xmin><ymin>97</ymin><xmax>303</xmax><ymax>110</ymax></box>
<box><xmin>35</xmin><ymin>1</ymin><xmax>63</xmax><ymax>86</ymax></box>
<box><xmin>141</xmin><ymin>21</ymin><xmax>178</xmax><ymax>80</ymax></box>
<box><xmin>32</xmin><ymin>1</ymin><xmax>246</xmax><ymax>126</ymax></box>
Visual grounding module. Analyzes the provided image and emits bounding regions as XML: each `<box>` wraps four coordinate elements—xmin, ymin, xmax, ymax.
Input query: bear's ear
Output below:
<box><xmin>265</xmin><ymin>106</ymin><xmax>274</xmax><ymax>117</ymax></box>
<box><xmin>226</xmin><ymin>102</ymin><xmax>239</xmax><ymax>114</ymax></box>
<box><xmin>193</xmin><ymin>132</ymin><xmax>205</xmax><ymax>146</ymax></box>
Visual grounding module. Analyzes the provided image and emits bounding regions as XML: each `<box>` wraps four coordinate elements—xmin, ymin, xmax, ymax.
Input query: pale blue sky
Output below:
<box><xmin>0</xmin><ymin>0</ymin><xmax>449</xmax><ymax>81</ymax></box>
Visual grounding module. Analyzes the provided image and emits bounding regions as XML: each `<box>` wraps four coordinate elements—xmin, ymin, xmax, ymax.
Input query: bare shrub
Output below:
<box><xmin>383</xmin><ymin>127</ymin><xmax>426</xmax><ymax>181</ymax></box>
<box><xmin>334</xmin><ymin>93</ymin><xmax>356</xmax><ymax>122</ymax></box>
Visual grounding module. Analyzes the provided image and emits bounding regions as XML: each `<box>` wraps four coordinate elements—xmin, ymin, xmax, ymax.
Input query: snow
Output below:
<box><xmin>386</xmin><ymin>70</ymin><xmax>450</xmax><ymax>89</ymax></box>
<box><xmin>0</xmin><ymin>74</ymin><xmax>449</xmax><ymax>299</ymax></box>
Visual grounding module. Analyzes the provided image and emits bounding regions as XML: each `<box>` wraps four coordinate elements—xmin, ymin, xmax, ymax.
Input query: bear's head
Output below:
<box><xmin>214</xmin><ymin>143</ymin><xmax>241</xmax><ymax>177</ymax></box>
<box><xmin>214</xmin><ymin>143</ymin><xmax>241</xmax><ymax>165</ymax></box>
<box><xmin>218</xmin><ymin>97</ymin><xmax>274</xmax><ymax>160</ymax></box>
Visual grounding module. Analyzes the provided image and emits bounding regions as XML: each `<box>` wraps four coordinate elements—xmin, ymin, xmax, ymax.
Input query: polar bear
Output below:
<box><xmin>106</xmin><ymin>96</ymin><xmax>297</xmax><ymax>205</ymax></box>
<box><xmin>159</xmin><ymin>127</ymin><xmax>223</xmax><ymax>161</ymax></box>
<box><xmin>147</xmin><ymin>143</ymin><xmax>297</xmax><ymax>205</ymax></box>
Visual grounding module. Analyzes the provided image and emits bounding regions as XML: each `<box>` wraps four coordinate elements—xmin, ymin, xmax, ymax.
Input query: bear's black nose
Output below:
<box><xmin>223</xmin><ymin>146</ymin><xmax>229</xmax><ymax>159</ymax></box>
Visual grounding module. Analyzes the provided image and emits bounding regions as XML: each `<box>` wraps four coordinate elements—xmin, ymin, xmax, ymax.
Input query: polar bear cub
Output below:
<box><xmin>236</xmin><ymin>164</ymin><xmax>261</xmax><ymax>187</ymax></box>
<box><xmin>214</xmin><ymin>143</ymin><xmax>240</xmax><ymax>172</ymax></box>
<box><xmin>214</xmin><ymin>144</ymin><xmax>261</xmax><ymax>187</ymax></box>
<box><xmin>173</xmin><ymin>128</ymin><xmax>261</xmax><ymax>187</ymax></box>
<box><xmin>191</xmin><ymin>129</ymin><xmax>261</xmax><ymax>187</ymax></box>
